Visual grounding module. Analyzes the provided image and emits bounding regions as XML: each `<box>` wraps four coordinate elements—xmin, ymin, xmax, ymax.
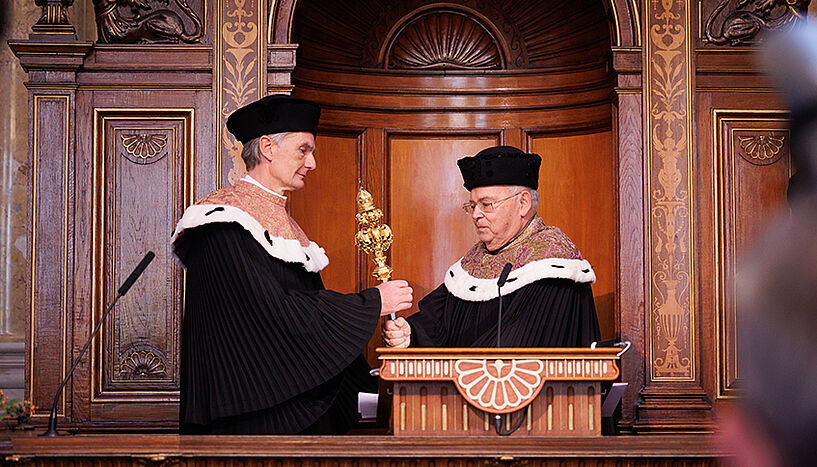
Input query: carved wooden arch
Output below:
<box><xmin>378</xmin><ymin>4</ymin><xmax>509</xmax><ymax>70</ymax></box>
<box><xmin>269</xmin><ymin>0</ymin><xmax>642</xmax><ymax>48</ymax></box>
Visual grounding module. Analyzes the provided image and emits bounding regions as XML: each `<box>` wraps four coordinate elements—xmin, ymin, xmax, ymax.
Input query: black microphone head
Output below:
<box><xmin>118</xmin><ymin>251</ymin><xmax>155</xmax><ymax>297</ymax></box>
<box><xmin>497</xmin><ymin>262</ymin><xmax>513</xmax><ymax>288</ymax></box>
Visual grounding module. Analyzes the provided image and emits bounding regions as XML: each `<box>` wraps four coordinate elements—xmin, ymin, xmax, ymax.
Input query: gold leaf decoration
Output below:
<box><xmin>737</xmin><ymin>134</ymin><xmax>785</xmax><ymax>162</ymax></box>
<box><xmin>121</xmin><ymin>133</ymin><xmax>168</xmax><ymax>160</ymax></box>
<box><xmin>118</xmin><ymin>350</ymin><xmax>167</xmax><ymax>378</ymax></box>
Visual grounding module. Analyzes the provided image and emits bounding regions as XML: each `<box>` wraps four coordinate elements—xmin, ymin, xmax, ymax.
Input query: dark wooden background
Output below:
<box><xmin>8</xmin><ymin>0</ymin><xmax>802</xmax><ymax>433</ymax></box>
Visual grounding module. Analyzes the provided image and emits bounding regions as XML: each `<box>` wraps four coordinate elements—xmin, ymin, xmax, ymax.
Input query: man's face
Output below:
<box><xmin>265</xmin><ymin>132</ymin><xmax>317</xmax><ymax>192</ymax></box>
<box><xmin>468</xmin><ymin>185</ymin><xmax>528</xmax><ymax>251</ymax></box>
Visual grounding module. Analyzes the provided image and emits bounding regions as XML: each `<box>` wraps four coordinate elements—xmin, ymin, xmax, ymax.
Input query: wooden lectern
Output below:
<box><xmin>378</xmin><ymin>348</ymin><xmax>620</xmax><ymax>437</ymax></box>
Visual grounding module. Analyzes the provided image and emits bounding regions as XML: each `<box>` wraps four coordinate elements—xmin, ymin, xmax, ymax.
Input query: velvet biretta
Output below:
<box><xmin>457</xmin><ymin>145</ymin><xmax>542</xmax><ymax>190</ymax></box>
<box><xmin>226</xmin><ymin>95</ymin><xmax>321</xmax><ymax>144</ymax></box>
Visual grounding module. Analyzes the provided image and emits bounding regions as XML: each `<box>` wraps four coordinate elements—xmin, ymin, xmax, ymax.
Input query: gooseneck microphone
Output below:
<box><xmin>42</xmin><ymin>251</ymin><xmax>155</xmax><ymax>437</ymax></box>
<box><xmin>494</xmin><ymin>262</ymin><xmax>515</xmax><ymax>435</ymax></box>
<box><xmin>495</xmin><ymin>262</ymin><xmax>512</xmax><ymax>347</ymax></box>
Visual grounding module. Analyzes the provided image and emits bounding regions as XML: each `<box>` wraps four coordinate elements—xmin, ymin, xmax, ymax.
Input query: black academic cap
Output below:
<box><xmin>226</xmin><ymin>95</ymin><xmax>321</xmax><ymax>144</ymax></box>
<box><xmin>457</xmin><ymin>145</ymin><xmax>541</xmax><ymax>191</ymax></box>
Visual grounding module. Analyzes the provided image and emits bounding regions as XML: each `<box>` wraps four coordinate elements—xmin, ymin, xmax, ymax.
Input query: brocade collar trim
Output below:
<box><xmin>443</xmin><ymin>217</ymin><xmax>595</xmax><ymax>301</ymax></box>
<box><xmin>171</xmin><ymin>180</ymin><xmax>328</xmax><ymax>273</ymax></box>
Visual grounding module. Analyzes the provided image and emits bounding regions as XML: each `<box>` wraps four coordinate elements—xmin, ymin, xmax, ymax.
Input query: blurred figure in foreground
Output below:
<box><xmin>721</xmin><ymin>24</ymin><xmax>817</xmax><ymax>467</ymax></box>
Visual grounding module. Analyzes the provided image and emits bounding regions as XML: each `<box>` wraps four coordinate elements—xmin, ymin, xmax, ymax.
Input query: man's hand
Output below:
<box><xmin>383</xmin><ymin>317</ymin><xmax>411</xmax><ymax>348</ymax></box>
<box><xmin>375</xmin><ymin>280</ymin><xmax>413</xmax><ymax>316</ymax></box>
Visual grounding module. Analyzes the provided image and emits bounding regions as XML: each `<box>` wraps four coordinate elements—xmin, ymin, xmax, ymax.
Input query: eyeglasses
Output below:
<box><xmin>461</xmin><ymin>191</ymin><xmax>522</xmax><ymax>215</ymax></box>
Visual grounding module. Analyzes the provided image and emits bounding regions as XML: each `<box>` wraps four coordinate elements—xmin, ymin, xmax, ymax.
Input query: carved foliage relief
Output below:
<box><xmin>647</xmin><ymin>0</ymin><xmax>693</xmax><ymax>380</ymax></box>
<box><xmin>218</xmin><ymin>0</ymin><xmax>262</xmax><ymax>186</ymax></box>
<box><xmin>703</xmin><ymin>0</ymin><xmax>810</xmax><ymax>46</ymax></box>
<box><xmin>93</xmin><ymin>0</ymin><xmax>204</xmax><ymax>44</ymax></box>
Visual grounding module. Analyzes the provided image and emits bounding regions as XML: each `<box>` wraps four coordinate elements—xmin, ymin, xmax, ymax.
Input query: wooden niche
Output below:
<box><xmin>288</xmin><ymin>0</ymin><xmax>618</xmax><ymax>364</ymax></box>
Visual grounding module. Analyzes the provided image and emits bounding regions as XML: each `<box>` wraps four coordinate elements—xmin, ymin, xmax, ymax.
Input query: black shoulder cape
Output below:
<box><xmin>177</xmin><ymin>223</ymin><xmax>380</xmax><ymax>434</ymax></box>
<box><xmin>408</xmin><ymin>279</ymin><xmax>600</xmax><ymax>348</ymax></box>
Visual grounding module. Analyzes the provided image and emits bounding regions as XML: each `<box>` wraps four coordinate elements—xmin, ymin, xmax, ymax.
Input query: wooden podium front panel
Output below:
<box><xmin>393</xmin><ymin>381</ymin><xmax>601</xmax><ymax>437</ymax></box>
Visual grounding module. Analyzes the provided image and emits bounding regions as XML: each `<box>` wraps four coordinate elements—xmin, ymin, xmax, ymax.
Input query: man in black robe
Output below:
<box><xmin>172</xmin><ymin>95</ymin><xmax>413</xmax><ymax>434</ymax></box>
<box><xmin>383</xmin><ymin>145</ymin><xmax>599</xmax><ymax>348</ymax></box>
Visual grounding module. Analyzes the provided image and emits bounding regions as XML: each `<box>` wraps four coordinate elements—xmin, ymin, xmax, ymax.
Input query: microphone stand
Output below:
<box><xmin>42</xmin><ymin>251</ymin><xmax>155</xmax><ymax>436</ymax></box>
<box><xmin>494</xmin><ymin>262</ymin><xmax>527</xmax><ymax>436</ymax></box>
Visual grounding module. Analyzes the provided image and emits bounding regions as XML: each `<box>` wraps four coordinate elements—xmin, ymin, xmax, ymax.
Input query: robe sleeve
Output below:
<box><xmin>408</xmin><ymin>284</ymin><xmax>450</xmax><ymax>347</ymax></box>
<box><xmin>179</xmin><ymin>223</ymin><xmax>381</xmax><ymax>425</ymax></box>
<box><xmin>487</xmin><ymin>279</ymin><xmax>601</xmax><ymax>347</ymax></box>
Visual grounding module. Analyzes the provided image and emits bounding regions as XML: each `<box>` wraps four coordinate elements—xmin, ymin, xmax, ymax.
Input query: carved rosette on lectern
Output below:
<box><xmin>378</xmin><ymin>348</ymin><xmax>621</xmax><ymax>437</ymax></box>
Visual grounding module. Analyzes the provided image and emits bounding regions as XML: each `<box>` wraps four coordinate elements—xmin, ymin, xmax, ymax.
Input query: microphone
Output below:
<box><xmin>496</xmin><ymin>262</ymin><xmax>512</xmax><ymax>348</ymax></box>
<box><xmin>42</xmin><ymin>251</ymin><xmax>155</xmax><ymax>436</ymax></box>
<box><xmin>118</xmin><ymin>251</ymin><xmax>155</xmax><ymax>296</ymax></box>
<box><xmin>497</xmin><ymin>263</ymin><xmax>513</xmax><ymax>288</ymax></box>
<box><xmin>494</xmin><ymin>262</ymin><xmax>529</xmax><ymax>435</ymax></box>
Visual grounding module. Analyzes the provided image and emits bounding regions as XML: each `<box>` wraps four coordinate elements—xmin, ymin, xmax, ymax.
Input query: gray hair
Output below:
<box><xmin>509</xmin><ymin>186</ymin><xmax>539</xmax><ymax>212</ymax></box>
<box><xmin>240</xmin><ymin>132</ymin><xmax>292</xmax><ymax>171</ymax></box>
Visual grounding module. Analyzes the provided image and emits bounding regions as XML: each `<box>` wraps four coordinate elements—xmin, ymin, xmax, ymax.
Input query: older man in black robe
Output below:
<box><xmin>383</xmin><ymin>145</ymin><xmax>599</xmax><ymax>349</ymax></box>
<box><xmin>172</xmin><ymin>95</ymin><xmax>412</xmax><ymax>434</ymax></box>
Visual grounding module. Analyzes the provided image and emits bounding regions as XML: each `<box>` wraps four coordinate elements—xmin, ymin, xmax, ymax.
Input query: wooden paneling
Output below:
<box><xmin>530</xmin><ymin>132</ymin><xmax>616</xmax><ymax>340</ymax></box>
<box><xmin>712</xmin><ymin>111</ymin><xmax>791</xmax><ymax>398</ymax></box>
<box><xmin>614</xmin><ymin>91</ymin><xmax>644</xmax><ymax>427</ymax></box>
<box><xmin>291</xmin><ymin>0</ymin><xmax>610</xmax><ymax>71</ymax></box>
<box><xmin>389</xmin><ymin>136</ymin><xmax>496</xmax><ymax>314</ymax></box>
<box><xmin>290</xmin><ymin>133</ymin><xmax>360</xmax><ymax>294</ymax></box>
<box><xmin>93</xmin><ymin>110</ymin><xmax>193</xmax><ymax>402</ymax></box>
<box><xmin>29</xmin><ymin>93</ymin><xmax>73</xmax><ymax>419</ymax></box>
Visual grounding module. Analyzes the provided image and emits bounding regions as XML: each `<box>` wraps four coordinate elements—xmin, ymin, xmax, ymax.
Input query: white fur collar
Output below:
<box><xmin>171</xmin><ymin>204</ymin><xmax>329</xmax><ymax>273</ymax></box>
<box><xmin>443</xmin><ymin>257</ymin><xmax>595</xmax><ymax>302</ymax></box>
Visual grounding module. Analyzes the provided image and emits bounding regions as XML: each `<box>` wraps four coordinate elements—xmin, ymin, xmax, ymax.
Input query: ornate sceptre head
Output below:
<box><xmin>355</xmin><ymin>187</ymin><xmax>393</xmax><ymax>283</ymax></box>
<box><xmin>355</xmin><ymin>187</ymin><xmax>397</xmax><ymax>321</ymax></box>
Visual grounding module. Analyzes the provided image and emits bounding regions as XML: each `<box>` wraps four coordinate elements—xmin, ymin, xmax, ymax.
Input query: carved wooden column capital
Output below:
<box><xmin>31</xmin><ymin>0</ymin><xmax>78</xmax><ymax>40</ymax></box>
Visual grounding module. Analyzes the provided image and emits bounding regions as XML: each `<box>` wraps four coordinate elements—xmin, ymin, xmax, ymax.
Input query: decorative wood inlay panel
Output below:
<box><xmin>216</xmin><ymin>0</ymin><xmax>264</xmax><ymax>187</ymax></box>
<box><xmin>386</xmin><ymin>12</ymin><xmax>502</xmax><ymax>70</ymax></box>
<box><xmin>647</xmin><ymin>0</ymin><xmax>694</xmax><ymax>380</ymax></box>
<box><xmin>93</xmin><ymin>108</ymin><xmax>194</xmax><ymax>400</ymax></box>
<box><xmin>703</xmin><ymin>0</ymin><xmax>810</xmax><ymax>46</ymax></box>
<box><xmin>713</xmin><ymin>110</ymin><xmax>791</xmax><ymax>398</ymax></box>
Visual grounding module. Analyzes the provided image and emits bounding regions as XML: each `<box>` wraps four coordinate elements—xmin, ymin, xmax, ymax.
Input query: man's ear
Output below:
<box><xmin>519</xmin><ymin>190</ymin><xmax>533</xmax><ymax>216</ymax></box>
<box><xmin>258</xmin><ymin>135</ymin><xmax>276</xmax><ymax>162</ymax></box>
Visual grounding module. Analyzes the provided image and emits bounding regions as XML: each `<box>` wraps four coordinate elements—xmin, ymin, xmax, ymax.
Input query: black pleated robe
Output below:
<box><xmin>176</xmin><ymin>223</ymin><xmax>380</xmax><ymax>434</ymax></box>
<box><xmin>409</xmin><ymin>279</ymin><xmax>600</xmax><ymax>348</ymax></box>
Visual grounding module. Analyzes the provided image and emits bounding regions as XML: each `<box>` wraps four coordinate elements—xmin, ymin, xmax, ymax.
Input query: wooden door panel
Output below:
<box><xmin>93</xmin><ymin>109</ymin><xmax>194</xmax><ymax>413</ymax></box>
<box><xmin>389</xmin><ymin>135</ymin><xmax>498</xmax><ymax>316</ymax></box>
<box><xmin>530</xmin><ymin>132</ymin><xmax>616</xmax><ymax>340</ymax></box>
<box><xmin>714</xmin><ymin>112</ymin><xmax>791</xmax><ymax>397</ymax></box>
<box><xmin>290</xmin><ymin>133</ymin><xmax>360</xmax><ymax>294</ymax></box>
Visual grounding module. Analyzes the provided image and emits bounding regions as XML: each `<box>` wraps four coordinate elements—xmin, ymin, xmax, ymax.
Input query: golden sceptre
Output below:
<box><xmin>355</xmin><ymin>187</ymin><xmax>396</xmax><ymax>320</ymax></box>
